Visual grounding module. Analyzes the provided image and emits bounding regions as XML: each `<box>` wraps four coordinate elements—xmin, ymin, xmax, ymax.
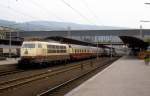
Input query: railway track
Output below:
<box><xmin>0</xmin><ymin>69</ymin><xmax>25</xmax><ymax>76</ymax></box>
<box><xmin>36</xmin><ymin>59</ymin><xmax>115</xmax><ymax>96</ymax></box>
<box><xmin>0</xmin><ymin>57</ymin><xmax>119</xmax><ymax>96</ymax></box>
<box><xmin>0</xmin><ymin>60</ymin><xmax>90</xmax><ymax>92</ymax></box>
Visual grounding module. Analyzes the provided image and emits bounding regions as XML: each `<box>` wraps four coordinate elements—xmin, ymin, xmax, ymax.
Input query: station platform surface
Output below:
<box><xmin>0</xmin><ymin>58</ymin><xmax>19</xmax><ymax>65</ymax></box>
<box><xmin>66</xmin><ymin>56</ymin><xmax>150</xmax><ymax>96</ymax></box>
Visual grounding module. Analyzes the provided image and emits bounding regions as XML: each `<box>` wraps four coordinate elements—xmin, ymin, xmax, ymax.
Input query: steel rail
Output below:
<box><xmin>36</xmin><ymin>59</ymin><xmax>114</xmax><ymax>96</ymax></box>
<box><xmin>0</xmin><ymin>60</ymin><xmax>89</xmax><ymax>91</ymax></box>
<box><xmin>0</xmin><ymin>69</ymin><xmax>24</xmax><ymax>76</ymax></box>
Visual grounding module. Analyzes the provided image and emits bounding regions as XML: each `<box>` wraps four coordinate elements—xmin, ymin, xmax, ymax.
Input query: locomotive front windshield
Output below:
<box><xmin>22</xmin><ymin>44</ymin><xmax>35</xmax><ymax>48</ymax></box>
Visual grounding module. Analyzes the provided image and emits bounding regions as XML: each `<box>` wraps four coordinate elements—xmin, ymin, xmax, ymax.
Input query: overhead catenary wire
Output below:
<box><xmin>1</xmin><ymin>0</ymin><xmax>98</xmax><ymax>29</ymax></box>
<box><xmin>81</xmin><ymin>0</ymin><xmax>102</xmax><ymax>25</ymax></box>
<box><xmin>29</xmin><ymin>0</ymin><xmax>65</xmax><ymax>22</ymax></box>
<box><xmin>0</xmin><ymin>3</ymin><xmax>42</xmax><ymax>21</ymax></box>
<box><xmin>0</xmin><ymin>3</ymin><xmax>57</xmax><ymax>30</ymax></box>
<box><xmin>60</xmin><ymin>0</ymin><xmax>95</xmax><ymax>25</ymax></box>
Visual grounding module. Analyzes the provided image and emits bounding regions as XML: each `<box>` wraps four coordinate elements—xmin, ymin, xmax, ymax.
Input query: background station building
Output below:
<box><xmin>0</xmin><ymin>27</ymin><xmax>149</xmax><ymax>58</ymax></box>
<box><xmin>0</xmin><ymin>26</ymin><xmax>20</xmax><ymax>57</ymax></box>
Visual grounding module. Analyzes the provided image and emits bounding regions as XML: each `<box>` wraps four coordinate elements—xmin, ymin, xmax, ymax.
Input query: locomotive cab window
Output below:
<box><xmin>22</xmin><ymin>44</ymin><xmax>35</xmax><ymax>48</ymax></box>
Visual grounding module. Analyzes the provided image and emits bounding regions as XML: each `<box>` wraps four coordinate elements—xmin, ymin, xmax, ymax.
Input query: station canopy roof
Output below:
<box><xmin>119</xmin><ymin>36</ymin><xmax>149</xmax><ymax>49</ymax></box>
<box><xmin>45</xmin><ymin>36</ymin><xmax>111</xmax><ymax>49</ymax></box>
<box><xmin>0</xmin><ymin>36</ymin><xmax>113</xmax><ymax>49</ymax></box>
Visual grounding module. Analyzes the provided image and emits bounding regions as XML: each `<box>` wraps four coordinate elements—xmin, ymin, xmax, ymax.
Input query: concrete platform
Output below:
<box><xmin>0</xmin><ymin>58</ymin><xmax>19</xmax><ymax>65</ymax></box>
<box><xmin>66</xmin><ymin>56</ymin><xmax>150</xmax><ymax>96</ymax></box>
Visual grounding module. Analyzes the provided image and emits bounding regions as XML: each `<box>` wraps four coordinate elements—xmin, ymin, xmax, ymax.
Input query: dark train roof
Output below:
<box><xmin>45</xmin><ymin>36</ymin><xmax>111</xmax><ymax>49</ymax></box>
<box><xmin>119</xmin><ymin>36</ymin><xmax>149</xmax><ymax>49</ymax></box>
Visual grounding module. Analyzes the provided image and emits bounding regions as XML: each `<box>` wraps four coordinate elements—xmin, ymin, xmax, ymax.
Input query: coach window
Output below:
<box><xmin>50</xmin><ymin>45</ymin><xmax>53</xmax><ymax>49</ymax></box>
<box><xmin>63</xmin><ymin>50</ymin><xmax>66</xmax><ymax>53</ymax></box>
<box><xmin>57</xmin><ymin>50</ymin><xmax>60</xmax><ymax>53</ymax></box>
<box><xmin>60</xmin><ymin>46</ymin><xmax>63</xmax><ymax>49</ymax></box>
<box><xmin>48</xmin><ymin>50</ymin><xmax>52</xmax><ymax>53</ymax></box>
<box><xmin>55</xmin><ymin>46</ymin><xmax>57</xmax><ymax>49</ymax></box>
<box><xmin>56</xmin><ymin>46</ymin><xmax>58</xmax><ymax>49</ymax></box>
<box><xmin>60</xmin><ymin>50</ymin><xmax>63</xmax><ymax>53</ymax></box>
<box><xmin>64</xmin><ymin>46</ymin><xmax>66</xmax><ymax>49</ymax></box>
<box><xmin>52</xmin><ymin>45</ymin><xmax>55</xmax><ymax>49</ymax></box>
<box><xmin>51</xmin><ymin>45</ymin><xmax>53</xmax><ymax>49</ymax></box>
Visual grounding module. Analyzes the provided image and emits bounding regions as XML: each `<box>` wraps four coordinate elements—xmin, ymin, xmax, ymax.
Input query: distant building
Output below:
<box><xmin>0</xmin><ymin>26</ymin><xmax>21</xmax><ymax>57</ymax></box>
<box><xmin>0</xmin><ymin>26</ymin><xmax>7</xmax><ymax>39</ymax></box>
<box><xmin>0</xmin><ymin>26</ymin><xmax>18</xmax><ymax>40</ymax></box>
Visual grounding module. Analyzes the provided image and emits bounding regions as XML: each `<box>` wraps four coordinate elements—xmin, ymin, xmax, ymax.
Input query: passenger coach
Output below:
<box><xmin>19</xmin><ymin>40</ymin><xmax>104</xmax><ymax>66</ymax></box>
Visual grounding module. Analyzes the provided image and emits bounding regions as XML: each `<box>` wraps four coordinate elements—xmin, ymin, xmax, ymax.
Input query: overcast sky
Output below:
<box><xmin>0</xmin><ymin>0</ymin><xmax>150</xmax><ymax>29</ymax></box>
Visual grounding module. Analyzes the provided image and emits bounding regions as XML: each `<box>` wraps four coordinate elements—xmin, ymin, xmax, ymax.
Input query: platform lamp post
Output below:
<box><xmin>110</xmin><ymin>35</ymin><xmax>113</xmax><ymax>59</ymax></box>
<box><xmin>7</xmin><ymin>24</ymin><xmax>21</xmax><ymax>58</ymax></box>
<box><xmin>140</xmin><ymin>20</ymin><xmax>150</xmax><ymax>39</ymax></box>
<box><xmin>139</xmin><ymin>24</ymin><xmax>143</xmax><ymax>40</ymax></box>
<box><xmin>9</xmin><ymin>29</ymin><xmax>12</xmax><ymax>58</ymax></box>
<box><xmin>96</xmin><ymin>36</ymin><xmax>99</xmax><ymax>60</ymax></box>
<box><xmin>67</xmin><ymin>26</ymin><xmax>71</xmax><ymax>38</ymax></box>
<box><xmin>8</xmin><ymin>28</ymin><xmax>17</xmax><ymax>58</ymax></box>
<box><xmin>142</xmin><ymin>2</ymin><xmax>150</xmax><ymax>37</ymax></box>
<box><xmin>8</xmin><ymin>28</ymin><xmax>19</xmax><ymax>58</ymax></box>
<box><xmin>145</xmin><ymin>3</ymin><xmax>150</xmax><ymax>5</ymax></box>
